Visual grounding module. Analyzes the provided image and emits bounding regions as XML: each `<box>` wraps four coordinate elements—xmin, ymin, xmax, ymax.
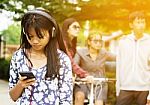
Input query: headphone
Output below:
<box><xmin>21</xmin><ymin>9</ymin><xmax>57</xmax><ymax>38</ymax></box>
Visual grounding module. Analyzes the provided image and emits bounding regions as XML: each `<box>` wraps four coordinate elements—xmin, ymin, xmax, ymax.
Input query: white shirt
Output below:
<box><xmin>116</xmin><ymin>33</ymin><xmax>150</xmax><ymax>99</ymax></box>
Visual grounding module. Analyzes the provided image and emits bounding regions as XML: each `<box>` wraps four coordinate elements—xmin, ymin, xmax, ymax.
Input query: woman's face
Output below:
<box><xmin>67</xmin><ymin>21</ymin><xmax>80</xmax><ymax>37</ymax></box>
<box><xmin>88</xmin><ymin>34</ymin><xmax>103</xmax><ymax>50</ymax></box>
<box><xmin>26</xmin><ymin>27</ymin><xmax>50</xmax><ymax>52</ymax></box>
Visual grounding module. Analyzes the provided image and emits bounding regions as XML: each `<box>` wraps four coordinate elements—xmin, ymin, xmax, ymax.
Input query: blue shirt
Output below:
<box><xmin>9</xmin><ymin>49</ymin><xmax>73</xmax><ymax>105</ymax></box>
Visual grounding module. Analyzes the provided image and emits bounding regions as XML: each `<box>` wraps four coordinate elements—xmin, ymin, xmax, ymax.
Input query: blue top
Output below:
<box><xmin>9</xmin><ymin>49</ymin><xmax>73</xmax><ymax>105</ymax></box>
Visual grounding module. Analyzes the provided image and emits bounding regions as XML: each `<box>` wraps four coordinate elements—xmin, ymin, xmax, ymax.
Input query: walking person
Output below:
<box><xmin>116</xmin><ymin>11</ymin><xmax>150</xmax><ymax>105</ymax></box>
<box><xmin>9</xmin><ymin>9</ymin><xmax>73</xmax><ymax>105</ymax></box>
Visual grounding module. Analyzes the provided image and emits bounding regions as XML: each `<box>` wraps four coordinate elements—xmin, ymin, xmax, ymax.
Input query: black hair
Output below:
<box><xmin>20</xmin><ymin>9</ymin><xmax>67</xmax><ymax>79</ymax></box>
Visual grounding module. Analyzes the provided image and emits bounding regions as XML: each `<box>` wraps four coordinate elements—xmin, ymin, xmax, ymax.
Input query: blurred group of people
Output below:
<box><xmin>8</xmin><ymin>8</ymin><xmax>150</xmax><ymax>105</ymax></box>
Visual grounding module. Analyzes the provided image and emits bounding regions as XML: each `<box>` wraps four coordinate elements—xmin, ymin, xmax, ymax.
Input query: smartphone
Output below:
<box><xmin>19</xmin><ymin>71</ymin><xmax>35</xmax><ymax>80</ymax></box>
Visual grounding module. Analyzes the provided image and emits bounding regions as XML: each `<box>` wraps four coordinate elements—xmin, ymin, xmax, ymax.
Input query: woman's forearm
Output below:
<box><xmin>9</xmin><ymin>81</ymin><xmax>24</xmax><ymax>101</ymax></box>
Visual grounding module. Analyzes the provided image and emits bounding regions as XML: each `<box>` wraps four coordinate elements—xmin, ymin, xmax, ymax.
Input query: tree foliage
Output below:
<box><xmin>73</xmin><ymin>0</ymin><xmax>150</xmax><ymax>32</ymax></box>
<box><xmin>1</xmin><ymin>0</ymin><xmax>150</xmax><ymax>31</ymax></box>
<box><xmin>1</xmin><ymin>0</ymin><xmax>150</xmax><ymax>45</ymax></box>
<box><xmin>0</xmin><ymin>0</ymin><xmax>79</xmax><ymax>22</ymax></box>
<box><xmin>2</xmin><ymin>23</ymin><xmax>20</xmax><ymax>44</ymax></box>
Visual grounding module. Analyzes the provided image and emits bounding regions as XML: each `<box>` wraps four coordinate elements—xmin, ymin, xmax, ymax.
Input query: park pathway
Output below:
<box><xmin>0</xmin><ymin>79</ymin><xmax>16</xmax><ymax>105</ymax></box>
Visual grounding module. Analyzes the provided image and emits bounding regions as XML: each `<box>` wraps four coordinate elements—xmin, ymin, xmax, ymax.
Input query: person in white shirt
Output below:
<box><xmin>116</xmin><ymin>11</ymin><xmax>150</xmax><ymax>105</ymax></box>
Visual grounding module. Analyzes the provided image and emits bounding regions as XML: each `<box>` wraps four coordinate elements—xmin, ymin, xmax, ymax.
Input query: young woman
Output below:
<box><xmin>9</xmin><ymin>9</ymin><xmax>73</xmax><ymax>105</ymax></box>
<box><xmin>74</xmin><ymin>30</ymin><xmax>116</xmax><ymax>105</ymax></box>
<box><xmin>62</xmin><ymin>18</ymin><xmax>88</xmax><ymax>78</ymax></box>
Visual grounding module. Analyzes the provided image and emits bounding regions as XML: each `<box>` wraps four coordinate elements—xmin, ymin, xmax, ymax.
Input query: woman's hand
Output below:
<box><xmin>85</xmin><ymin>75</ymin><xmax>94</xmax><ymax>83</ymax></box>
<box><xmin>17</xmin><ymin>76</ymin><xmax>35</xmax><ymax>88</ymax></box>
<box><xmin>9</xmin><ymin>76</ymin><xmax>35</xmax><ymax>101</ymax></box>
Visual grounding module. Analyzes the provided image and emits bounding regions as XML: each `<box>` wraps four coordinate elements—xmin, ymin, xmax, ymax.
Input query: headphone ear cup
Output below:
<box><xmin>52</xmin><ymin>27</ymin><xmax>56</xmax><ymax>38</ymax></box>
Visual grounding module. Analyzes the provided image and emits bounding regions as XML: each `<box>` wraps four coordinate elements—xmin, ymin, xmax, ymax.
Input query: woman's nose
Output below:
<box><xmin>32</xmin><ymin>37</ymin><xmax>40</xmax><ymax>43</ymax></box>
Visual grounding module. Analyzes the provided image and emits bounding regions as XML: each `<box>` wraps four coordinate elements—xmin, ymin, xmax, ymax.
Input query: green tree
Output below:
<box><xmin>2</xmin><ymin>23</ymin><xmax>20</xmax><ymax>44</ymax></box>
<box><xmin>1</xmin><ymin>0</ymin><xmax>150</xmax><ymax>44</ymax></box>
<box><xmin>0</xmin><ymin>0</ymin><xmax>79</xmax><ymax>22</ymax></box>
<box><xmin>1</xmin><ymin>0</ymin><xmax>150</xmax><ymax>32</ymax></box>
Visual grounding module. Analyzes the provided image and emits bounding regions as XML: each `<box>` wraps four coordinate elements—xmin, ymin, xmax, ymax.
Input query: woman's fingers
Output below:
<box><xmin>23</xmin><ymin>78</ymin><xmax>36</xmax><ymax>87</ymax></box>
<box><xmin>19</xmin><ymin>76</ymin><xmax>27</xmax><ymax>81</ymax></box>
<box><xmin>18</xmin><ymin>77</ymin><xmax>35</xmax><ymax>88</ymax></box>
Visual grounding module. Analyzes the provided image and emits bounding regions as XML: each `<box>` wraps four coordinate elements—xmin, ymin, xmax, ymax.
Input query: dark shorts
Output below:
<box><xmin>74</xmin><ymin>82</ymin><xmax>108</xmax><ymax>101</ymax></box>
<box><xmin>116</xmin><ymin>90</ymin><xmax>149</xmax><ymax>105</ymax></box>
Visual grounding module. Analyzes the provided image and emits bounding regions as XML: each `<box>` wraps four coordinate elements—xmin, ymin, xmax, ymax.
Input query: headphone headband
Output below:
<box><xmin>25</xmin><ymin>10</ymin><xmax>54</xmax><ymax>22</ymax></box>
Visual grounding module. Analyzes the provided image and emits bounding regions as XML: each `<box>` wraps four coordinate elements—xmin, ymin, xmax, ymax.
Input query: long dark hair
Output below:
<box><xmin>20</xmin><ymin>9</ymin><xmax>67</xmax><ymax>79</ymax></box>
<box><xmin>62</xmin><ymin>18</ymin><xmax>77</xmax><ymax>56</ymax></box>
